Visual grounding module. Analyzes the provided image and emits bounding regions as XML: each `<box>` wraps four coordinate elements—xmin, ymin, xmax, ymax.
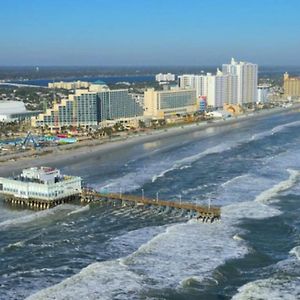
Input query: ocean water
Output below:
<box><xmin>1</xmin><ymin>110</ymin><xmax>300</xmax><ymax>299</ymax></box>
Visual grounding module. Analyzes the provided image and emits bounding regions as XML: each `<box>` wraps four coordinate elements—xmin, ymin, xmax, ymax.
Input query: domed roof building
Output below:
<box><xmin>0</xmin><ymin>101</ymin><xmax>40</xmax><ymax>122</ymax></box>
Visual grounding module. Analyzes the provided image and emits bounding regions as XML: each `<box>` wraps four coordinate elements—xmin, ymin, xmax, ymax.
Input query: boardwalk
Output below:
<box><xmin>81</xmin><ymin>190</ymin><xmax>221</xmax><ymax>222</ymax></box>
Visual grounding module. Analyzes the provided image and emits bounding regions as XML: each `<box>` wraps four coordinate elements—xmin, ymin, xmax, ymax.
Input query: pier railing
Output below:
<box><xmin>81</xmin><ymin>190</ymin><xmax>221</xmax><ymax>221</ymax></box>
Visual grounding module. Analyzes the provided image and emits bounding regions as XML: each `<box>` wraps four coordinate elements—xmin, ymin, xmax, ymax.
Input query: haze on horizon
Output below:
<box><xmin>0</xmin><ymin>0</ymin><xmax>299</xmax><ymax>67</ymax></box>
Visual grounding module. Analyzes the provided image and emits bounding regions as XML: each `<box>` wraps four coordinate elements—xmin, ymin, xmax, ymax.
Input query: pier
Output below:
<box><xmin>3</xmin><ymin>194</ymin><xmax>79</xmax><ymax>210</ymax></box>
<box><xmin>81</xmin><ymin>190</ymin><xmax>221</xmax><ymax>222</ymax></box>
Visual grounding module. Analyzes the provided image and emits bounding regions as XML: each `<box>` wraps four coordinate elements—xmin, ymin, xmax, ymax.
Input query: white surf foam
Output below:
<box><xmin>232</xmin><ymin>277</ymin><xmax>300</xmax><ymax>300</ymax></box>
<box><xmin>255</xmin><ymin>169</ymin><xmax>300</xmax><ymax>204</ymax></box>
<box><xmin>67</xmin><ymin>204</ymin><xmax>90</xmax><ymax>216</ymax></box>
<box><xmin>0</xmin><ymin>204</ymin><xmax>77</xmax><ymax>230</ymax></box>
<box><xmin>289</xmin><ymin>246</ymin><xmax>300</xmax><ymax>261</ymax></box>
<box><xmin>26</xmin><ymin>260</ymin><xmax>143</xmax><ymax>300</ymax></box>
<box><xmin>251</xmin><ymin>120</ymin><xmax>300</xmax><ymax>141</ymax></box>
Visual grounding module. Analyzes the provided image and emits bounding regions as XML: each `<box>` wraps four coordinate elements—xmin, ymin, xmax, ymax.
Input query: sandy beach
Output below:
<box><xmin>0</xmin><ymin>104</ymin><xmax>299</xmax><ymax>177</ymax></box>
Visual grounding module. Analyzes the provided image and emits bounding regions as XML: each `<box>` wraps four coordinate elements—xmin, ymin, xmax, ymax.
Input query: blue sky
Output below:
<box><xmin>0</xmin><ymin>0</ymin><xmax>299</xmax><ymax>66</ymax></box>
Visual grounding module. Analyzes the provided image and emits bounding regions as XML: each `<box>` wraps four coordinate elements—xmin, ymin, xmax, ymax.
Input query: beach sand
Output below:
<box><xmin>0</xmin><ymin>105</ymin><xmax>299</xmax><ymax>177</ymax></box>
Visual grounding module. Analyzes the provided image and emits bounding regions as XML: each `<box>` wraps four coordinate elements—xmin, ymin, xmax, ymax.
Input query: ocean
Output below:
<box><xmin>0</xmin><ymin>110</ymin><xmax>300</xmax><ymax>299</ymax></box>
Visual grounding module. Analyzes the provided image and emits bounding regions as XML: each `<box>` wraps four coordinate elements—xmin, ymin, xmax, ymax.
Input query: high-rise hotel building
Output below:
<box><xmin>143</xmin><ymin>88</ymin><xmax>197</xmax><ymax>119</ymax></box>
<box><xmin>32</xmin><ymin>82</ymin><xmax>143</xmax><ymax>129</ymax></box>
<box><xmin>283</xmin><ymin>72</ymin><xmax>300</xmax><ymax>98</ymax></box>
<box><xmin>178</xmin><ymin>71</ymin><xmax>238</xmax><ymax>108</ymax></box>
<box><xmin>222</xmin><ymin>58</ymin><xmax>258</xmax><ymax>105</ymax></box>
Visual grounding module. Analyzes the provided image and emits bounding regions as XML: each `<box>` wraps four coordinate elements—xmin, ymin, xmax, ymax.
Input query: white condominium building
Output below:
<box><xmin>179</xmin><ymin>71</ymin><xmax>238</xmax><ymax>108</ymax></box>
<box><xmin>222</xmin><ymin>58</ymin><xmax>258</xmax><ymax>104</ymax></box>
<box><xmin>178</xmin><ymin>74</ymin><xmax>208</xmax><ymax>98</ymax></box>
<box><xmin>206</xmin><ymin>70</ymin><xmax>238</xmax><ymax>108</ymax></box>
<box><xmin>155</xmin><ymin>73</ymin><xmax>176</xmax><ymax>82</ymax></box>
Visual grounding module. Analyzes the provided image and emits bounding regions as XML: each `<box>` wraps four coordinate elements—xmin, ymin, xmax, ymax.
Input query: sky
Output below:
<box><xmin>0</xmin><ymin>0</ymin><xmax>299</xmax><ymax>66</ymax></box>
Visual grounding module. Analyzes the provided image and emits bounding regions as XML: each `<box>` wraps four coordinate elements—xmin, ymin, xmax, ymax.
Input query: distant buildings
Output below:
<box><xmin>32</xmin><ymin>82</ymin><xmax>143</xmax><ymax>129</ymax></box>
<box><xmin>283</xmin><ymin>72</ymin><xmax>300</xmax><ymax>98</ymax></box>
<box><xmin>143</xmin><ymin>88</ymin><xmax>197</xmax><ymax>119</ymax></box>
<box><xmin>178</xmin><ymin>58</ymin><xmax>258</xmax><ymax>108</ymax></box>
<box><xmin>257</xmin><ymin>85</ymin><xmax>271</xmax><ymax>103</ymax></box>
<box><xmin>155</xmin><ymin>73</ymin><xmax>176</xmax><ymax>82</ymax></box>
<box><xmin>0</xmin><ymin>101</ymin><xmax>41</xmax><ymax>122</ymax></box>
<box><xmin>48</xmin><ymin>81</ymin><xmax>91</xmax><ymax>90</ymax></box>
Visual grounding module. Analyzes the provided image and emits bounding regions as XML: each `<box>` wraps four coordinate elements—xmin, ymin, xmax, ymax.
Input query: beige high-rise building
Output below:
<box><xmin>283</xmin><ymin>72</ymin><xmax>300</xmax><ymax>97</ymax></box>
<box><xmin>144</xmin><ymin>88</ymin><xmax>197</xmax><ymax>119</ymax></box>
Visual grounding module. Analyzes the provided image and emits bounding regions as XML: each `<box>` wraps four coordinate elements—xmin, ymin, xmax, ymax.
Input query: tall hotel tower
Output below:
<box><xmin>222</xmin><ymin>58</ymin><xmax>258</xmax><ymax>104</ymax></box>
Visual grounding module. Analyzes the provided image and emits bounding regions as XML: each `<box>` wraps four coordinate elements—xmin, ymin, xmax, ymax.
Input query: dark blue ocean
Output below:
<box><xmin>0</xmin><ymin>110</ymin><xmax>300</xmax><ymax>299</ymax></box>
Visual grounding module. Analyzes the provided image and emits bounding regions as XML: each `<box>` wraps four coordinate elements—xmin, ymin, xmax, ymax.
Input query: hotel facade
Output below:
<box><xmin>143</xmin><ymin>88</ymin><xmax>197</xmax><ymax>119</ymax></box>
<box><xmin>284</xmin><ymin>72</ymin><xmax>300</xmax><ymax>98</ymax></box>
<box><xmin>32</xmin><ymin>83</ymin><xmax>143</xmax><ymax>129</ymax></box>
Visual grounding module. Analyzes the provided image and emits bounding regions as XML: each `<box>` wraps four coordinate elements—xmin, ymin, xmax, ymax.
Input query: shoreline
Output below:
<box><xmin>1</xmin><ymin>104</ymin><xmax>299</xmax><ymax>177</ymax></box>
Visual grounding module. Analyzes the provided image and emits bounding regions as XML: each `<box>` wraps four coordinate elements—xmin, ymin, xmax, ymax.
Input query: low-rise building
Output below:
<box><xmin>155</xmin><ymin>73</ymin><xmax>176</xmax><ymax>82</ymax></box>
<box><xmin>0</xmin><ymin>167</ymin><xmax>82</xmax><ymax>202</ymax></box>
<box><xmin>48</xmin><ymin>80</ymin><xmax>91</xmax><ymax>90</ymax></box>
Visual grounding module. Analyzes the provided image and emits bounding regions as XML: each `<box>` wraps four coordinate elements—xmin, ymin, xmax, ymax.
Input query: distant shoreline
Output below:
<box><xmin>1</xmin><ymin>104</ymin><xmax>299</xmax><ymax>177</ymax></box>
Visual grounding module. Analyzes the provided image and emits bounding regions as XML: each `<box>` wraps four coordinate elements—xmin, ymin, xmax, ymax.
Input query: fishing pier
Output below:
<box><xmin>0</xmin><ymin>167</ymin><xmax>221</xmax><ymax>222</ymax></box>
<box><xmin>81</xmin><ymin>190</ymin><xmax>221</xmax><ymax>222</ymax></box>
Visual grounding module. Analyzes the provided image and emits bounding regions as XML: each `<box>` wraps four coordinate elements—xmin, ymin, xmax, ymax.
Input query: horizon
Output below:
<box><xmin>1</xmin><ymin>0</ymin><xmax>300</xmax><ymax>66</ymax></box>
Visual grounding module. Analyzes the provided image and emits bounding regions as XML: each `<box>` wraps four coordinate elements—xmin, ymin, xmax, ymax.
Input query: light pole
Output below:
<box><xmin>119</xmin><ymin>187</ymin><xmax>122</xmax><ymax>198</ymax></box>
<box><xmin>141</xmin><ymin>188</ymin><xmax>144</xmax><ymax>201</ymax></box>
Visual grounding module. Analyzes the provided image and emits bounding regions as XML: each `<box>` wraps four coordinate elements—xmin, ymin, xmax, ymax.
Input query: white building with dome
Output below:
<box><xmin>0</xmin><ymin>101</ymin><xmax>40</xmax><ymax>122</ymax></box>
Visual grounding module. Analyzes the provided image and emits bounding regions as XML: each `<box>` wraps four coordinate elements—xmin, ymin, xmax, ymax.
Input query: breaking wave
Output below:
<box><xmin>255</xmin><ymin>169</ymin><xmax>300</xmax><ymax>204</ymax></box>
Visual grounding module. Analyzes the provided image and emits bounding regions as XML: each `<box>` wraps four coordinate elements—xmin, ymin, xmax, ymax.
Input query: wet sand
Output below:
<box><xmin>0</xmin><ymin>105</ymin><xmax>299</xmax><ymax>177</ymax></box>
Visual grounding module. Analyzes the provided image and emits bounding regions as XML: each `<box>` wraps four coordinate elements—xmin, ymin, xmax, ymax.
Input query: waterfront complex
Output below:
<box><xmin>283</xmin><ymin>72</ymin><xmax>300</xmax><ymax>98</ymax></box>
<box><xmin>0</xmin><ymin>167</ymin><xmax>82</xmax><ymax>202</ymax></box>
<box><xmin>143</xmin><ymin>88</ymin><xmax>197</xmax><ymax>118</ymax></box>
<box><xmin>32</xmin><ymin>82</ymin><xmax>143</xmax><ymax>129</ymax></box>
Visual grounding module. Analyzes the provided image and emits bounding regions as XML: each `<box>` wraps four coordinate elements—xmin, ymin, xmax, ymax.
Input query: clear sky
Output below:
<box><xmin>0</xmin><ymin>0</ymin><xmax>299</xmax><ymax>66</ymax></box>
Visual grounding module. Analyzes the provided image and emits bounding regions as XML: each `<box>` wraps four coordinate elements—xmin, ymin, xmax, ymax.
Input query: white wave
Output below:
<box><xmin>233</xmin><ymin>234</ymin><xmax>244</xmax><ymax>241</ymax></box>
<box><xmin>272</xmin><ymin>120</ymin><xmax>300</xmax><ymax>134</ymax></box>
<box><xmin>26</xmin><ymin>260</ymin><xmax>142</xmax><ymax>300</ymax></box>
<box><xmin>289</xmin><ymin>246</ymin><xmax>300</xmax><ymax>261</ymax></box>
<box><xmin>67</xmin><ymin>205</ymin><xmax>90</xmax><ymax>216</ymax></box>
<box><xmin>122</xmin><ymin>220</ymin><xmax>248</xmax><ymax>290</ymax></box>
<box><xmin>0</xmin><ymin>204</ymin><xmax>77</xmax><ymax>229</ymax></box>
<box><xmin>255</xmin><ymin>169</ymin><xmax>300</xmax><ymax>204</ymax></box>
<box><xmin>232</xmin><ymin>277</ymin><xmax>300</xmax><ymax>300</ymax></box>
<box><xmin>251</xmin><ymin>120</ymin><xmax>300</xmax><ymax>141</ymax></box>
<box><xmin>222</xmin><ymin>201</ymin><xmax>281</xmax><ymax>223</ymax></box>
<box><xmin>221</xmin><ymin>174</ymin><xmax>250</xmax><ymax>188</ymax></box>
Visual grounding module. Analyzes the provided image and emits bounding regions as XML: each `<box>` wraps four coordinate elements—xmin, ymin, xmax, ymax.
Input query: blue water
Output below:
<box><xmin>9</xmin><ymin>75</ymin><xmax>155</xmax><ymax>87</ymax></box>
<box><xmin>1</xmin><ymin>110</ymin><xmax>300</xmax><ymax>299</ymax></box>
